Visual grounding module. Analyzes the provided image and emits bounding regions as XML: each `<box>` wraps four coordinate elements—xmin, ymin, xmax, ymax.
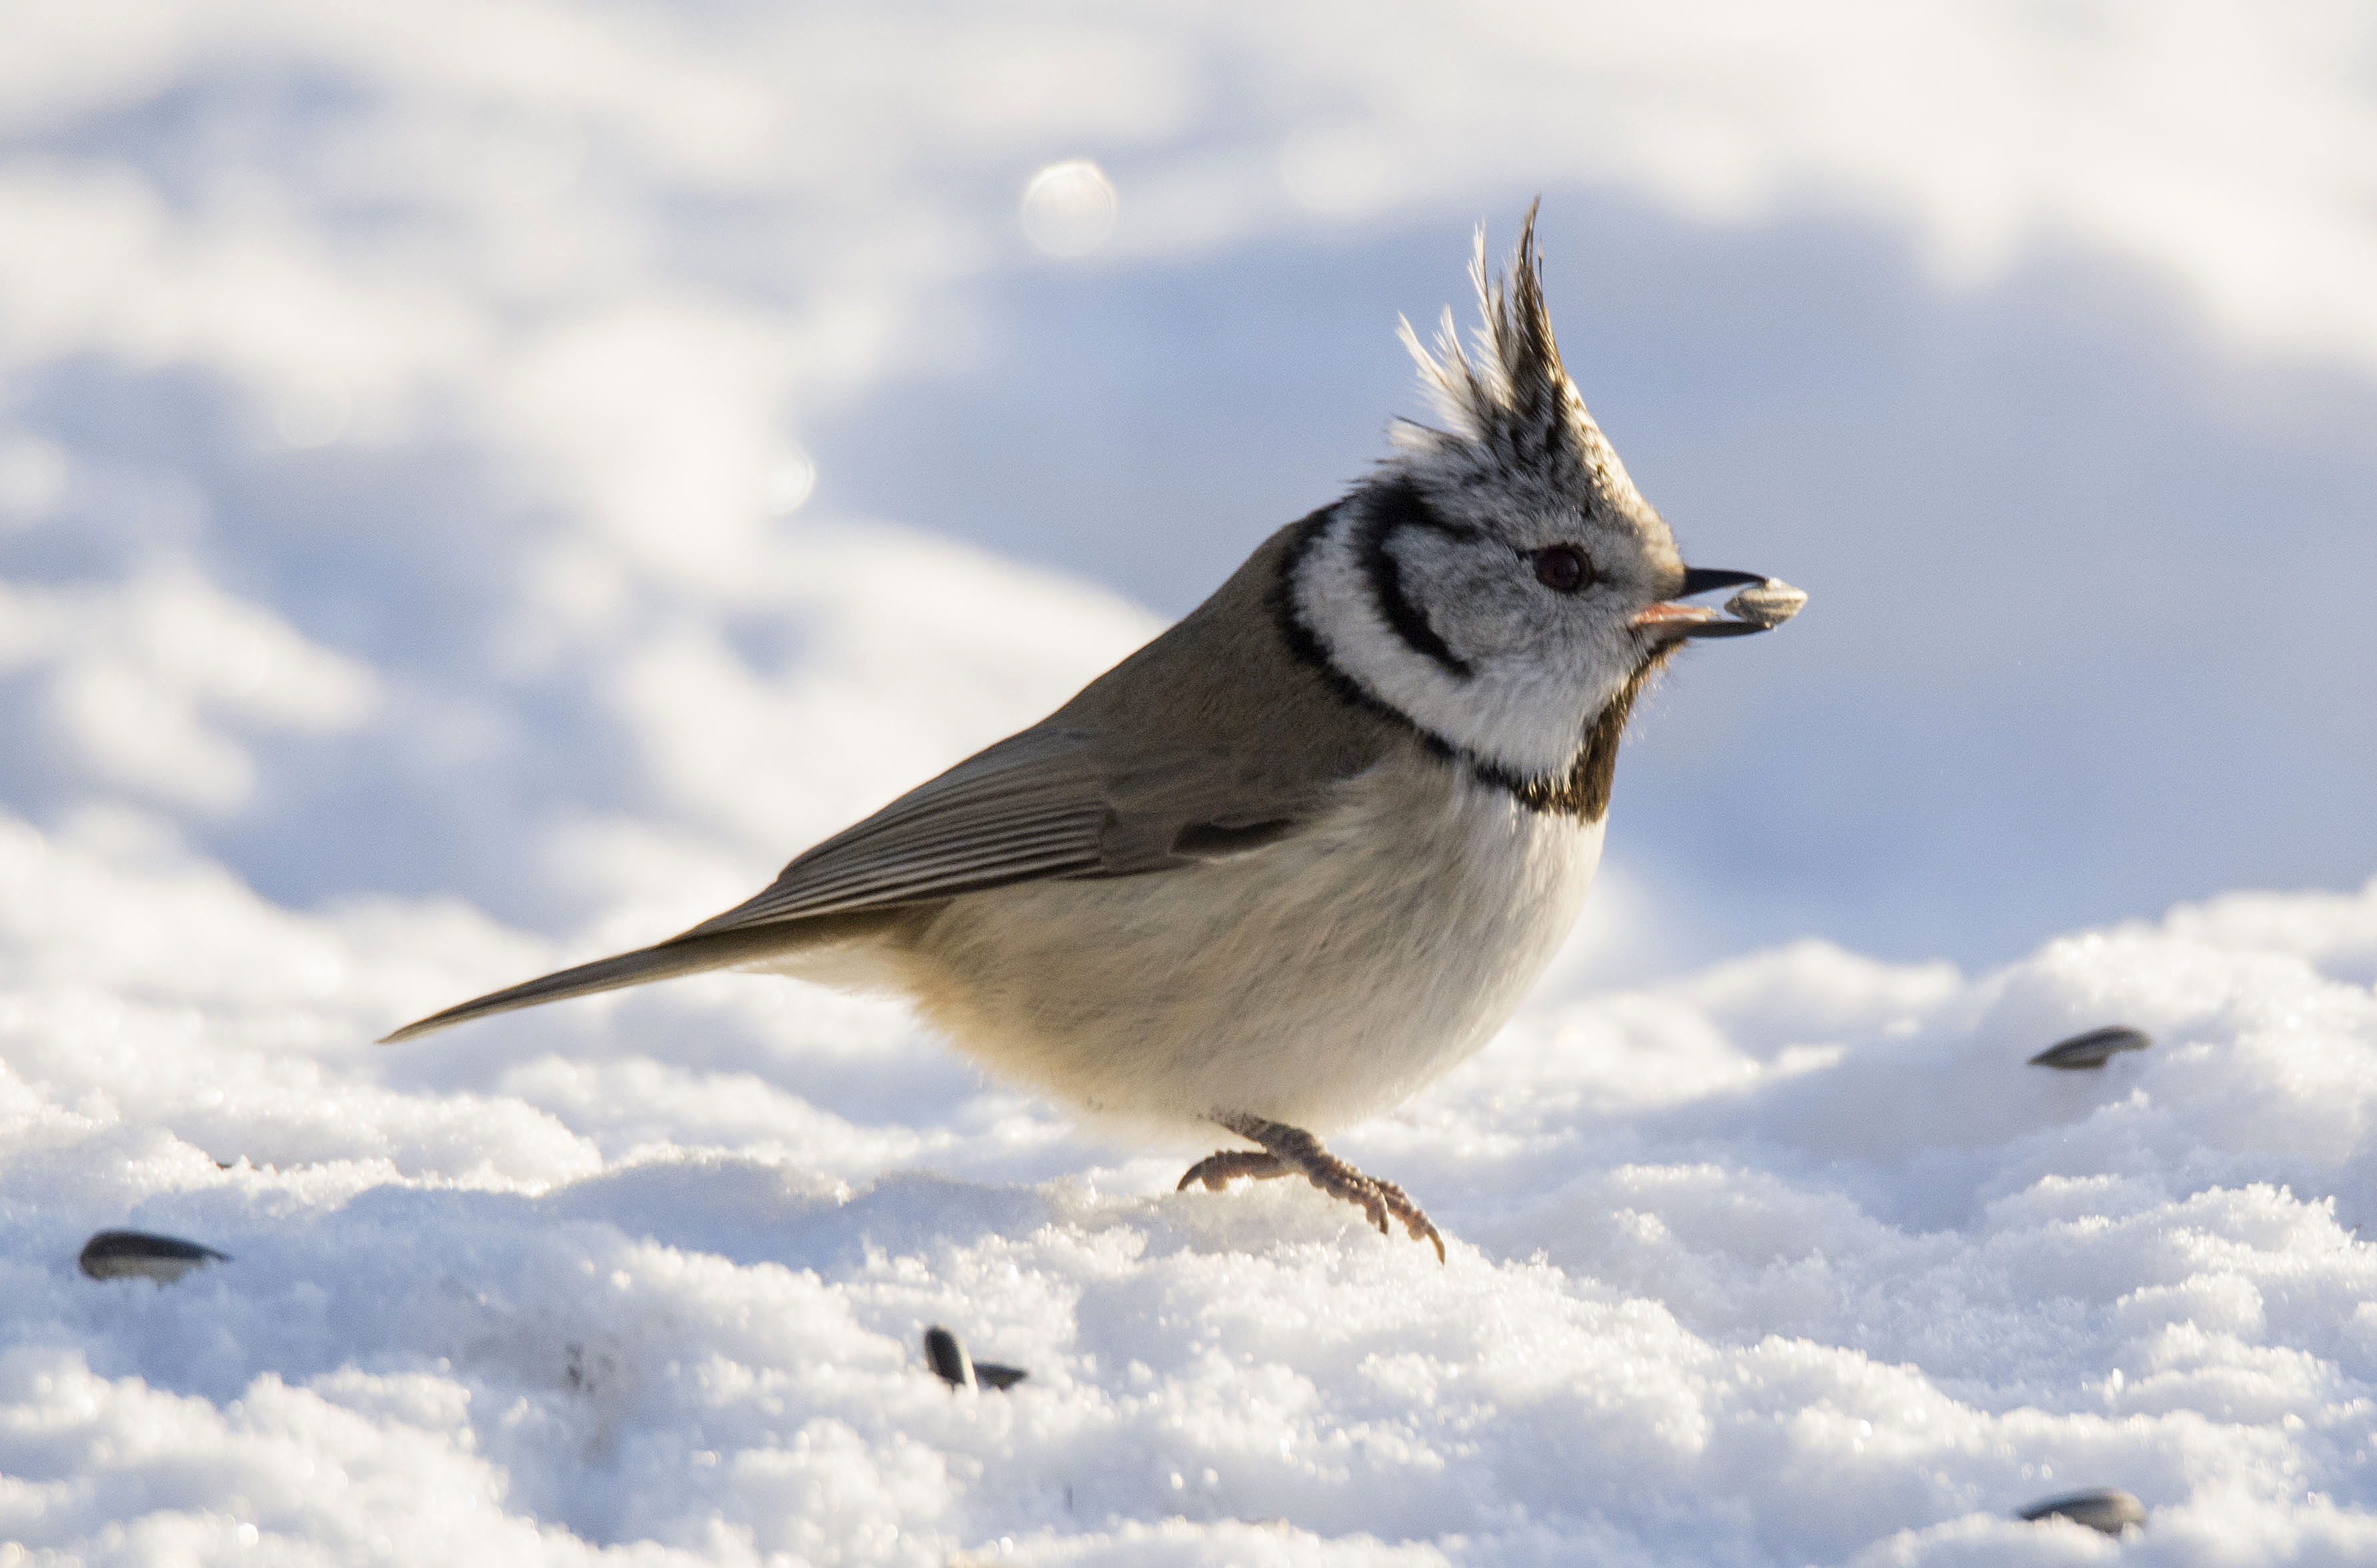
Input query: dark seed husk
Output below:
<box><xmin>924</xmin><ymin>1325</ymin><xmax>975</xmax><ymax>1390</ymax></box>
<box><xmin>79</xmin><ymin>1229</ymin><xmax>230</xmax><ymax>1284</ymax></box>
<box><xmin>2018</xmin><ymin>1488</ymin><xmax>2145</xmax><ymax>1534</ymax></box>
<box><xmin>924</xmin><ymin>1325</ymin><xmax>1026</xmax><ymax>1391</ymax></box>
<box><xmin>2029</xmin><ymin>1026</ymin><xmax>2152</xmax><ymax>1070</ymax></box>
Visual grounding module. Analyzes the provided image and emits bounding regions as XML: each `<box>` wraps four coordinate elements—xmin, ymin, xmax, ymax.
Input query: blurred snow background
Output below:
<box><xmin>3</xmin><ymin>1</ymin><xmax>2376</xmax><ymax>1561</ymax></box>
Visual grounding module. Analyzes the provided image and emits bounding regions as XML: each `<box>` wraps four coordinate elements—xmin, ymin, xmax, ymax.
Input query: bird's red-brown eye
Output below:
<box><xmin>1532</xmin><ymin>545</ymin><xmax>1593</xmax><ymax>593</ymax></box>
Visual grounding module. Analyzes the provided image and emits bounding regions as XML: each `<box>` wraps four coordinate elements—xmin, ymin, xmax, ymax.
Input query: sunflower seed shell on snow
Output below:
<box><xmin>2017</xmin><ymin>1488</ymin><xmax>2146</xmax><ymax>1535</ymax></box>
<box><xmin>923</xmin><ymin>1325</ymin><xmax>1026</xmax><ymax>1391</ymax></box>
<box><xmin>2029</xmin><ymin>1025</ymin><xmax>2152</xmax><ymax>1070</ymax></box>
<box><xmin>79</xmin><ymin>1229</ymin><xmax>230</xmax><ymax>1284</ymax></box>
<box><xmin>1723</xmin><ymin>578</ymin><xmax>1807</xmax><ymax>629</ymax></box>
<box><xmin>924</xmin><ymin>1325</ymin><xmax>976</xmax><ymax>1391</ymax></box>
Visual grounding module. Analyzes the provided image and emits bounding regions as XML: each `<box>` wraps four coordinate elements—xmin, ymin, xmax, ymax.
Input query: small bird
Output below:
<box><xmin>385</xmin><ymin>207</ymin><xmax>1804</xmax><ymax>1259</ymax></box>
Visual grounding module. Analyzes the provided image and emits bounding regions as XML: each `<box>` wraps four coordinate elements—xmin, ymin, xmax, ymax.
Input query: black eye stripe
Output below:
<box><xmin>1270</xmin><ymin>498</ymin><xmax>1657</xmax><ymax>826</ymax></box>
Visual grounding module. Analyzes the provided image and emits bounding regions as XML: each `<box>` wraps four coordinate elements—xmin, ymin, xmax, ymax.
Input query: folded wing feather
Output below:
<box><xmin>683</xmin><ymin>728</ymin><xmax>1115</xmax><ymax>934</ymax></box>
<box><xmin>379</xmin><ymin>722</ymin><xmax>1342</xmax><ymax>1042</ymax></box>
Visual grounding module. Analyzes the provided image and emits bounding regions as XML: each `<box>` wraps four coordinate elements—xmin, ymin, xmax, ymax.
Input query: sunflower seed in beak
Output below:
<box><xmin>1637</xmin><ymin>574</ymin><xmax>1809</xmax><ymax>638</ymax></box>
<box><xmin>1724</xmin><ymin>579</ymin><xmax>1807</xmax><ymax>630</ymax></box>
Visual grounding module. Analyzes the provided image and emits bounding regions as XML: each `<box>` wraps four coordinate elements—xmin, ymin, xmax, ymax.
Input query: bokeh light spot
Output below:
<box><xmin>1021</xmin><ymin>159</ymin><xmax>1118</xmax><ymax>257</ymax></box>
<box><xmin>766</xmin><ymin>453</ymin><xmax>817</xmax><ymax>514</ymax></box>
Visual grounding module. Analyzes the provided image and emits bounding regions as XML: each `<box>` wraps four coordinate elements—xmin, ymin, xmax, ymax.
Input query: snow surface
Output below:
<box><xmin>11</xmin><ymin>790</ymin><xmax>2377</xmax><ymax>1564</ymax></box>
<box><xmin>8</xmin><ymin>1</ymin><xmax>2377</xmax><ymax>1563</ymax></box>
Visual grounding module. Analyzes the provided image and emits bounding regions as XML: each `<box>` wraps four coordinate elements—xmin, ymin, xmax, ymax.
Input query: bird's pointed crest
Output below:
<box><xmin>1392</xmin><ymin>202</ymin><xmax>1634</xmax><ymax>501</ymax></box>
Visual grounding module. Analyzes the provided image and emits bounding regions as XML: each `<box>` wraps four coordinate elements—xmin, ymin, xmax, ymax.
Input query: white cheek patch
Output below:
<box><xmin>1292</xmin><ymin>506</ymin><xmax>1626</xmax><ymax>778</ymax></box>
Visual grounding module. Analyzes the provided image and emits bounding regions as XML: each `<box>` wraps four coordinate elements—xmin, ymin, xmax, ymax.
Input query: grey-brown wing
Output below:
<box><xmin>379</xmin><ymin>520</ymin><xmax>1412</xmax><ymax>1046</ymax></box>
<box><xmin>677</xmin><ymin>724</ymin><xmax>1314</xmax><ymax>939</ymax></box>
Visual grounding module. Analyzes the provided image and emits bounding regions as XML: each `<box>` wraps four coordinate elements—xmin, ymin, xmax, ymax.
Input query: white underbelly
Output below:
<box><xmin>875</xmin><ymin>756</ymin><xmax>1604</xmax><ymax>1138</ymax></box>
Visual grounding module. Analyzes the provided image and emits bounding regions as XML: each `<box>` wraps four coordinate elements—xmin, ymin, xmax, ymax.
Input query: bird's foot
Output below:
<box><xmin>1176</xmin><ymin>1150</ymin><xmax>1289</xmax><ymax>1190</ymax></box>
<box><xmin>1182</xmin><ymin>1114</ymin><xmax>1446</xmax><ymax>1263</ymax></box>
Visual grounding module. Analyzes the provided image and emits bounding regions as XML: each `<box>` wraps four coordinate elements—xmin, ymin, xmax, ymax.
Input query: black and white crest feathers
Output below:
<box><xmin>1392</xmin><ymin>203</ymin><xmax>1632</xmax><ymax>503</ymax></box>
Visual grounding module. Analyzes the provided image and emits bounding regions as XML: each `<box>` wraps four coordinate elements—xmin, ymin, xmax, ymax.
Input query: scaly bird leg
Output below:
<box><xmin>1178</xmin><ymin>1113</ymin><xmax>1446</xmax><ymax>1263</ymax></box>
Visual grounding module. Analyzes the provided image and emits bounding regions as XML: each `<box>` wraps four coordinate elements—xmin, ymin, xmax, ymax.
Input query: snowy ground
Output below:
<box><xmin>8</xmin><ymin>785</ymin><xmax>2377</xmax><ymax>1564</ymax></box>
<box><xmin>8</xmin><ymin>2</ymin><xmax>2377</xmax><ymax>1563</ymax></box>
<box><xmin>7</xmin><ymin>528</ymin><xmax>2377</xmax><ymax>1563</ymax></box>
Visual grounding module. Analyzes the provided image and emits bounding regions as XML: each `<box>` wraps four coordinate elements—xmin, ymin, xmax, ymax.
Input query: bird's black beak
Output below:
<box><xmin>1633</xmin><ymin>568</ymin><xmax>1806</xmax><ymax>640</ymax></box>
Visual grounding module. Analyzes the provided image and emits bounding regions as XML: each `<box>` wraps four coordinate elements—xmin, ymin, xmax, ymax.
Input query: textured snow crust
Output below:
<box><xmin>8</xmin><ymin>769</ymin><xmax>2377</xmax><ymax>1564</ymax></box>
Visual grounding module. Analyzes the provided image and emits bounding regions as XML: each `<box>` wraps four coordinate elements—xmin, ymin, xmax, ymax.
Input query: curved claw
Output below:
<box><xmin>1177</xmin><ymin>1149</ymin><xmax>1287</xmax><ymax>1191</ymax></box>
<box><xmin>1184</xmin><ymin>1114</ymin><xmax>1450</xmax><ymax>1263</ymax></box>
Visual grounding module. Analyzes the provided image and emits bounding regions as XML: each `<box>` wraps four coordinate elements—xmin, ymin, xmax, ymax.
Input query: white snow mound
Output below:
<box><xmin>6</xmin><ymin>797</ymin><xmax>2377</xmax><ymax>1563</ymax></box>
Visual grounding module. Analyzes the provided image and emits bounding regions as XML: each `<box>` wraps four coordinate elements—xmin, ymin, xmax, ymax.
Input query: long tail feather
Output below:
<box><xmin>377</xmin><ymin>918</ymin><xmax>884</xmax><ymax>1044</ymax></box>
